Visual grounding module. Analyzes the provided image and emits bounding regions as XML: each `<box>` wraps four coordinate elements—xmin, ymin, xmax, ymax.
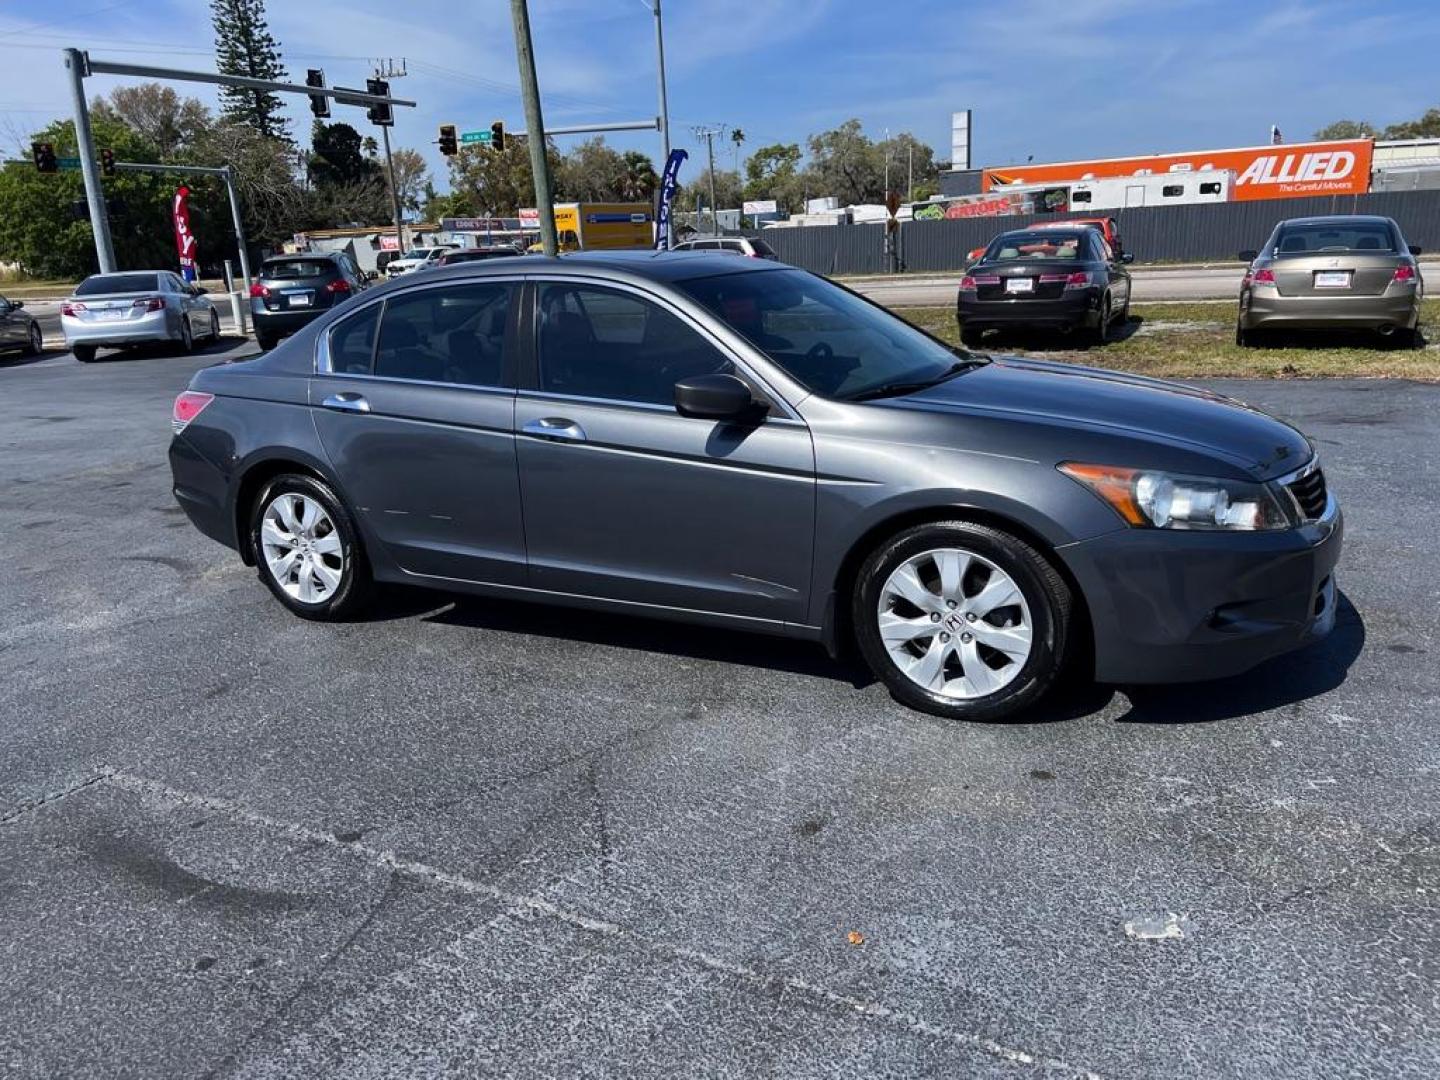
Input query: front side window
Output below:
<box><xmin>374</xmin><ymin>283</ymin><xmax>514</xmax><ymax>386</ymax></box>
<box><xmin>329</xmin><ymin>303</ymin><xmax>381</xmax><ymax>375</ymax></box>
<box><xmin>536</xmin><ymin>283</ymin><xmax>733</xmax><ymax>406</ymax></box>
<box><xmin>679</xmin><ymin>268</ymin><xmax>969</xmax><ymax>401</ymax></box>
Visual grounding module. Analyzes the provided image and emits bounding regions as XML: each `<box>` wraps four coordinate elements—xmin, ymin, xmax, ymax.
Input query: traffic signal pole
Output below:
<box><xmin>509</xmin><ymin>0</ymin><xmax>557</xmax><ymax>257</ymax></box>
<box><xmin>64</xmin><ymin>48</ymin><xmax>115</xmax><ymax>273</ymax></box>
<box><xmin>380</xmin><ymin>124</ymin><xmax>407</xmax><ymax>257</ymax></box>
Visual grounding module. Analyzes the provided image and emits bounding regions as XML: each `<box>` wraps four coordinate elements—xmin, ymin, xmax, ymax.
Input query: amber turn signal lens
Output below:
<box><xmin>1057</xmin><ymin>463</ymin><xmax>1147</xmax><ymax>526</ymax></box>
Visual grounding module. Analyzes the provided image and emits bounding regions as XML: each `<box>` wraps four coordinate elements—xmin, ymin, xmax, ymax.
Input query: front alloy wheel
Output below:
<box><xmin>854</xmin><ymin>521</ymin><xmax>1071</xmax><ymax>721</ymax></box>
<box><xmin>26</xmin><ymin>323</ymin><xmax>43</xmax><ymax>356</ymax></box>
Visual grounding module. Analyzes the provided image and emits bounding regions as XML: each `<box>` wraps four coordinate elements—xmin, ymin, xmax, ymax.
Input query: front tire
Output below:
<box><xmin>853</xmin><ymin>521</ymin><xmax>1071</xmax><ymax>722</ymax></box>
<box><xmin>250</xmin><ymin>474</ymin><xmax>371</xmax><ymax>621</ymax></box>
<box><xmin>178</xmin><ymin>317</ymin><xmax>194</xmax><ymax>355</ymax></box>
<box><xmin>208</xmin><ymin>308</ymin><xmax>221</xmax><ymax>341</ymax></box>
<box><xmin>25</xmin><ymin>323</ymin><xmax>43</xmax><ymax>356</ymax></box>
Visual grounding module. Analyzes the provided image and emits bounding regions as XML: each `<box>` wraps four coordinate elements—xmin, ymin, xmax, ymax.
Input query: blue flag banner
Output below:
<box><xmin>654</xmin><ymin>148</ymin><xmax>688</xmax><ymax>250</ymax></box>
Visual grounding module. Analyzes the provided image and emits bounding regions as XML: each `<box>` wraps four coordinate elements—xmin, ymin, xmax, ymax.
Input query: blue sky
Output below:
<box><xmin>0</xmin><ymin>0</ymin><xmax>1433</xmax><ymax>190</ymax></box>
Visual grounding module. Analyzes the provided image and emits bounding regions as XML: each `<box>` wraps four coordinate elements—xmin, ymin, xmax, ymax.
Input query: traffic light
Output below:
<box><xmin>366</xmin><ymin>78</ymin><xmax>393</xmax><ymax>126</ymax></box>
<box><xmin>100</xmin><ymin>148</ymin><xmax>115</xmax><ymax>177</ymax></box>
<box><xmin>306</xmin><ymin>69</ymin><xmax>330</xmax><ymax>119</ymax></box>
<box><xmin>31</xmin><ymin>141</ymin><xmax>56</xmax><ymax>174</ymax></box>
<box><xmin>490</xmin><ymin>120</ymin><xmax>505</xmax><ymax>152</ymax></box>
<box><xmin>438</xmin><ymin>124</ymin><xmax>457</xmax><ymax>156</ymax></box>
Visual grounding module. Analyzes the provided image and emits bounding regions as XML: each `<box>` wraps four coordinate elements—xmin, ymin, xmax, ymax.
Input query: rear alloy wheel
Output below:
<box><xmin>25</xmin><ymin>322</ymin><xmax>43</xmax><ymax>356</ymax></box>
<box><xmin>73</xmin><ymin>344</ymin><xmax>96</xmax><ymax>363</ymax></box>
<box><xmin>854</xmin><ymin>521</ymin><xmax>1071</xmax><ymax>722</ymax></box>
<box><xmin>1090</xmin><ymin>297</ymin><xmax>1113</xmax><ymax>345</ymax></box>
<box><xmin>250</xmin><ymin>474</ymin><xmax>371</xmax><ymax>620</ymax></box>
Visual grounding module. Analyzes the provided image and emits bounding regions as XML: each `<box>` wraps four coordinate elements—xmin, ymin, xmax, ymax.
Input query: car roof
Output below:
<box><xmin>1276</xmin><ymin>215</ymin><xmax>1396</xmax><ymax>227</ymax></box>
<box><xmin>467</xmin><ymin>249</ymin><xmax>785</xmax><ymax>283</ymax></box>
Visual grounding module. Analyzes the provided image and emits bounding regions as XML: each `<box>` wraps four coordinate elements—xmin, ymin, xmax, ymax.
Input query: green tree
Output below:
<box><xmin>683</xmin><ymin>166</ymin><xmax>743</xmax><ymax>213</ymax></box>
<box><xmin>618</xmin><ymin>151</ymin><xmax>658</xmax><ymax>202</ymax></box>
<box><xmin>309</xmin><ymin>122</ymin><xmax>378</xmax><ymax>189</ymax></box>
<box><xmin>743</xmin><ymin>142</ymin><xmax>803</xmax><ymax>211</ymax></box>
<box><xmin>90</xmin><ymin>84</ymin><xmax>210</xmax><ymax>160</ymax></box>
<box><xmin>1382</xmin><ymin>107</ymin><xmax>1440</xmax><ymax>140</ymax></box>
<box><xmin>555</xmin><ymin>137</ymin><xmax>628</xmax><ymax>201</ymax></box>
<box><xmin>448</xmin><ymin>137</ymin><xmax>560</xmax><ymax>216</ymax></box>
<box><xmin>879</xmin><ymin>131</ymin><xmax>939</xmax><ymax>201</ymax></box>
<box><xmin>0</xmin><ymin>117</ymin><xmax>173</xmax><ymax>277</ymax></box>
<box><xmin>421</xmin><ymin>181</ymin><xmax>478</xmax><ymax>222</ymax></box>
<box><xmin>210</xmin><ymin>0</ymin><xmax>290</xmax><ymax>142</ymax></box>
<box><xmin>805</xmin><ymin>119</ymin><xmax>884</xmax><ymax>206</ymax></box>
<box><xmin>1314</xmin><ymin>119</ymin><xmax>1377</xmax><ymax>140</ymax></box>
<box><xmin>387</xmin><ymin>148</ymin><xmax>430</xmax><ymax>215</ymax></box>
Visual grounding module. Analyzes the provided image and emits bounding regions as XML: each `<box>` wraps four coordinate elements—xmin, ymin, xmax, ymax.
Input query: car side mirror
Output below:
<box><xmin>1410</xmin><ymin>244</ymin><xmax>1423</xmax><ymax>256</ymax></box>
<box><xmin>674</xmin><ymin>373</ymin><xmax>760</xmax><ymax>422</ymax></box>
<box><xmin>1238</xmin><ymin>250</ymin><xmax>1258</xmax><ymax>263</ymax></box>
<box><xmin>10</xmin><ymin>300</ymin><xmax>22</xmax><ymax>310</ymax></box>
<box><xmin>1119</xmin><ymin>252</ymin><xmax>1135</xmax><ymax>264</ymax></box>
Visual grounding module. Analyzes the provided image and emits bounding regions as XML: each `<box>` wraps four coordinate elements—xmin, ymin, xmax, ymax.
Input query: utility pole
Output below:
<box><xmin>510</xmin><ymin>0</ymin><xmax>557</xmax><ymax>257</ymax></box>
<box><xmin>650</xmin><ymin>1</ymin><xmax>671</xmax><ymax>164</ymax></box>
<box><xmin>373</xmin><ymin>58</ymin><xmax>408</xmax><ymax>253</ymax></box>
<box><xmin>693</xmin><ymin>124</ymin><xmax>724</xmax><ymax>235</ymax></box>
<box><xmin>64</xmin><ymin>48</ymin><xmax>115</xmax><ymax>273</ymax></box>
<box><xmin>908</xmin><ymin>144</ymin><xmax>914</xmax><ymax>202</ymax></box>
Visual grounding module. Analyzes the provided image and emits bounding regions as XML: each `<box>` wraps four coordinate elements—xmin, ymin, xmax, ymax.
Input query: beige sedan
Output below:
<box><xmin>1237</xmin><ymin>214</ymin><xmax>1423</xmax><ymax>347</ymax></box>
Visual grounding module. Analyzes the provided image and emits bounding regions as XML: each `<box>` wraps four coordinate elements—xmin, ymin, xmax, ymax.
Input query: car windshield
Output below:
<box><xmin>263</xmin><ymin>259</ymin><xmax>332</xmax><ymax>279</ymax></box>
<box><xmin>679</xmin><ymin>268</ymin><xmax>977</xmax><ymax>401</ymax></box>
<box><xmin>75</xmin><ymin>273</ymin><xmax>161</xmax><ymax>295</ymax></box>
<box><xmin>1272</xmin><ymin>222</ymin><xmax>1398</xmax><ymax>255</ymax></box>
<box><xmin>402</xmin><ymin>249</ymin><xmax>438</xmax><ymax>260</ymax></box>
<box><xmin>985</xmin><ymin>233</ymin><xmax>1088</xmax><ymax>261</ymax></box>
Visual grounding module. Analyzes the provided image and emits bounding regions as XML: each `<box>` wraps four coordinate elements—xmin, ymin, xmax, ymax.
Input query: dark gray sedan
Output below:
<box><xmin>169</xmin><ymin>254</ymin><xmax>1341</xmax><ymax>721</ymax></box>
<box><xmin>0</xmin><ymin>294</ymin><xmax>43</xmax><ymax>358</ymax></box>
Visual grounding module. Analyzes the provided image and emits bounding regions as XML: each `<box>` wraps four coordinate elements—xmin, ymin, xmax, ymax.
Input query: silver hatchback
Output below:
<box><xmin>63</xmin><ymin>270</ymin><xmax>220</xmax><ymax>362</ymax></box>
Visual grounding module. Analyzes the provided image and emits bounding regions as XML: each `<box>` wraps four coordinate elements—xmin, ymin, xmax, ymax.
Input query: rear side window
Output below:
<box><xmin>264</xmin><ymin>259</ymin><xmax>333</xmax><ymax>279</ymax></box>
<box><xmin>374</xmin><ymin>283</ymin><xmax>514</xmax><ymax>386</ymax></box>
<box><xmin>329</xmin><ymin>304</ymin><xmax>381</xmax><ymax>375</ymax></box>
<box><xmin>76</xmin><ymin>273</ymin><xmax>160</xmax><ymax>295</ymax></box>
<box><xmin>749</xmin><ymin>238</ymin><xmax>777</xmax><ymax>257</ymax></box>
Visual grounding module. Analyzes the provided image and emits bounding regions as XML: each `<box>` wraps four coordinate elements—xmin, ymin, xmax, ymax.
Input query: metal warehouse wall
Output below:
<box><xmin>747</xmin><ymin>190</ymin><xmax>1440</xmax><ymax>275</ymax></box>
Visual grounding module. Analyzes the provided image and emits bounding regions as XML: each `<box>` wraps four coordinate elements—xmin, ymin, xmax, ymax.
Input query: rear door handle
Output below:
<box><xmin>321</xmin><ymin>392</ymin><xmax>371</xmax><ymax>414</ymax></box>
<box><xmin>522</xmin><ymin>417</ymin><xmax>586</xmax><ymax>442</ymax></box>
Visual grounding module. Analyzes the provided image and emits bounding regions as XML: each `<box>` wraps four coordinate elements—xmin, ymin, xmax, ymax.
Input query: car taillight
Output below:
<box><xmin>133</xmin><ymin>296</ymin><xmax>165</xmax><ymax>311</ymax></box>
<box><xmin>1249</xmin><ymin>268</ymin><xmax>1276</xmax><ymax>286</ymax></box>
<box><xmin>959</xmin><ymin>275</ymin><xmax>977</xmax><ymax>291</ymax></box>
<box><xmin>1064</xmin><ymin>271</ymin><xmax>1091</xmax><ymax>289</ymax></box>
<box><xmin>325</xmin><ymin>279</ymin><xmax>351</xmax><ymax>294</ymax></box>
<box><xmin>172</xmin><ymin>390</ymin><xmax>214</xmax><ymax>434</ymax></box>
<box><xmin>249</xmin><ymin>283</ymin><xmax>270</xmax><ymax>298</ymax></box>
<box><xmin>1393</xmin><ymin>264</ymin><xmax>1417</xmax><ymax>284</ymax></box>
<box><xmin>61</xmin><ymin>301</ymin><xmax>85</xmax><ymax>316</ymax></box>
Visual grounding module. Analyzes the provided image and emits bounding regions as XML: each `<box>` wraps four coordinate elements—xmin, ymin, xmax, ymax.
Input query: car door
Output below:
<box><xmin>310</xmin><ymin>278</ymin><xmax>528</xmax><ymax>584</ymax></box>
<box><xmin>1095</xmin><ymin>235</ymin><xmax>1129</xmax><ymax>306</ymax></box>
<box><xmin>513</xmin><ymin>278</ymin><xmax>816</xmax><ymax>624</ymax></box>
<box><xmin>166</xmin><ymin>273</ymin><xmax>200</xmax><ymax>332</ymax></box>
<box><xmin>0</xmin><ymin>296</ymin><xmax>20</xmax><ymax>348</ymax></box>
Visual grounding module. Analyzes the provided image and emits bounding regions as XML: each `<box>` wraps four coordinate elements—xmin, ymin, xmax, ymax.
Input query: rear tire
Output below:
<box><xmin>250</xmin><ymin>473</ymin><xmax>371</xmax><ymax>621</ymax></box>
<box><xmin>256</xmin><ymin>332</ymin><xmax>279</xmax><ymax>351</ymax></box>
<box><xmin>1386</xmin><ymin>326</ymin><xmax>1420</xmax><ymax>349</ymax></box>
<box><xmin>853</xmin><ymin>520</ymin><xmax>1071</xmax><ymax>722</ymax></box>
<box><xmin>1089</xmin><ymin>297</ymin><xmax>1113</xmax><ymax>345</ymax></box>
<box><xmin>959</xmin><ymin>324</ymin><xmax>985</xmax><ymax>348</ymax></box>
<box><xmin>73</xmin><ymin>344</ymin><xmax>96</xmax><ymax>363</ymax></box>
<box><xmin>1235</xmin><ymin>320</ymin><xmax>1253</xmax><ymax>347</ymax></box>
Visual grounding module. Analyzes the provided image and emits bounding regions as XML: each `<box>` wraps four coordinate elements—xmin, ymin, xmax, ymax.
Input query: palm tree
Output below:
<box><xmin>619</xmin><ymin>151</ymin><xmax>658</xmax><ymax>202</ymax></box>
<box><xmin>730</xmin><ymin>127</ymin><xmax>745</xmax><ymax>172</ymax></box>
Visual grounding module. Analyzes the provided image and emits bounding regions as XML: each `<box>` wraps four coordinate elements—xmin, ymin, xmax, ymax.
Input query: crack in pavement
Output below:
<box><xmin>92</xmin><ymin>769</ymin><xmax>1105</xmax><ymax>1079</ymax></box>
<box><xmin>0</xmin><ymin>768</ymin><xmax>113</xmax><ymax>826</ymax></box>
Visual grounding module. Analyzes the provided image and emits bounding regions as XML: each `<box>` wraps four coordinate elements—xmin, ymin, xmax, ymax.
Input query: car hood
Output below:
<box><xmin>895</xmin><ymin>355</ymin><xmax>1311</xmax><ymax>479</ymax></box>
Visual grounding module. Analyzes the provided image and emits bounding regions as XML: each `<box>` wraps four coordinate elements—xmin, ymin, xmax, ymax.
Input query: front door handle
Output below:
<box><xmin>522</xmin><ymin>417</ymin><xmax>586</xmax><ymax>443</ymax></box>
<box><xmin>321</xmin><ymin>392</ymin><xmax>371</xmax><ymax>414</ymax></box>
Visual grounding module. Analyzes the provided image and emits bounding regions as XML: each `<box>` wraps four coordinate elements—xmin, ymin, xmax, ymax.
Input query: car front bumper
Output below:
<box><xmin>957</xmin><ymin>289</ymin><xmax>1101</xmax><ymax>329</ymax></box>
<box><xmin>63</xmin><ymin>309</ymin><xmax>179</xmax><ymax>347</ymax></box>
<box><xmin>1241</xmin><ymin>286</ymin><xmax>1420</xmax><ymax>331</ymax></box>
<box><xmin>1059</xmin><ymin>495</ymin><xmax>1343</xmax><ymax>684</ymax></box>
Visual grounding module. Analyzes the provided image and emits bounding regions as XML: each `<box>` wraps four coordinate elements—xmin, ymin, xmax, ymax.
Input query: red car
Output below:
<box><xmin>969</xmin><ymin>217</ymin><xmax>1124</xmax><ymax>264</ymax></box>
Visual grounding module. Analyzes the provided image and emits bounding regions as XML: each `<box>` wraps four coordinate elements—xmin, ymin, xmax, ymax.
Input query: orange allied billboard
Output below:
<box><xmin>982</xmin><ymin>139</ymin><xmax>1374</xmax><ymax>202</ymax></box>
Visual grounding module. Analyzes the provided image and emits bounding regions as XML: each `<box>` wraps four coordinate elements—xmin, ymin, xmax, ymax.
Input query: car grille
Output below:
<box><xmin>1285</xmin><ymin>465</ymin><xmax>1328</xmax><ymax>521</ymax></box>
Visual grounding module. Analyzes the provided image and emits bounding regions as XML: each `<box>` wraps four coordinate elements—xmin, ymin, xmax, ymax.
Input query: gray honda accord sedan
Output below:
<box><xmin>169</xmin><ymin>252</ymin><xmax>1341</xmax><ymax>721</ymax></box>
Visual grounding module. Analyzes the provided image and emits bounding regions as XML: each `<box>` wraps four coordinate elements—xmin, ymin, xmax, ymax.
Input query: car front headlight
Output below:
<box><xmin>1058</xmin><ymin>463</ymin><xmax>1297</xmax><ymax>531</ymax></box>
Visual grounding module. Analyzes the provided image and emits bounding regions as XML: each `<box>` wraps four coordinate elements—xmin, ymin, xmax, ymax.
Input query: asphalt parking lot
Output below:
<box><xmin>2</xmin><ymin>341</ymin><xmax>1438</xmax><ymax>1079</ymax></box>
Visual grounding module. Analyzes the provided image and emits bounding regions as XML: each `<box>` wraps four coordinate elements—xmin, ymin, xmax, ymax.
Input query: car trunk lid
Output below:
<box><xmin>1270</xmin><ymin>252</ymin><xmax>1401</xmax><ymax>297</ymax></box>
<box><xmin>973</xmin><ymin>260</ymin><xmax>1089</xmax><ymax>301</ymax></box>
